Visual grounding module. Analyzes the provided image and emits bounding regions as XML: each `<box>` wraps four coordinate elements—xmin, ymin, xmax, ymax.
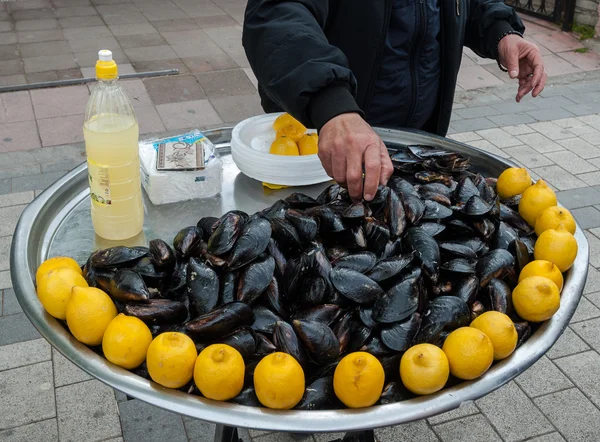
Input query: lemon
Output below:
<box><xmin>273</xmin><ymin>113</ymin><xmax>306</xmax><ymax>134</ymax></box>
<box><xmin>37</xmin><ymin>267</ymin><xmax>89</xmax><ymax>320</ymax></box>
<box><xmin>518</xmin><ymin>180</ymin><xmax>557</xmax><ymax>226</ymax></box>
<box><xmin>298</xmin><ymin>133</ymin><xmax>319</xmax><ymax>155</ymax></box>
<box><xmin>496</xmin><ymin>167</ymin><xmax>532</xmax><ymax>199</ymax></box>
<box><xmin>194</xmin><ymin>344</ymin><xmax>245</xmax><ymax>401</ymax></box>
<box><xmin>333</xmin><ymin>352</ymin><xmax>384</xmax><ymax>408</ymax></box>
<box><xmin>470</xmin><ymin>312</ymin><xmax>518</xmax><ymax>360</ymax></box>
<box><xmin>535</xmin><ymin>206</ymin><xmax>576</xmax><ymax>236</ymax></box>
<box><xmin>269</xmin><ymin>136</ymin><xmax>300</xmax><ymax>156</ymax></box>
<box><xmin>400</xmin><ymin>344</ymin><xmax>449</xmax><ymax>395</ymax></box>
<box><xmin>36</xmin><ymin>256</ymin><xmax>82</xmax><ymax>286</ymax></box>
<box><xmin>66</xmin><ymin>286</ymin><xmax>117</xmax><ymax>346</ymax></box>
<box><xmin>276</xmin><ymin>125</ymin><xmax>305</xmax><ymax>142</ymax></box>
<box><xmin>512</xmin><ymin>276</ymin><xmax>560</xmax><ymax>322</ymax></box>
<box><xmin>254</xmin><ymin>352</ymin><xmax>305</xmax><ymax>409</ymax></box>
<box><xmin>147</xmin><ymin>332</ymin><xmax>197</xmax><ymax>389</ymax></box>
<box><xmin>102</xmin><ymin>313</ymin><xmax>153</xmax><ymax>369</ymax></box>
<box><xmin>519</xmin><ymin>260</ymin><xmax>563</xmax><ymax>292</ymax></box>
<box><xmin>534</xmin><ymin>224</ymin><xmax>578</xmax><ymax>272</ymax></box>
<box><xmin>442</xmin><ymin>327</ymin><xmax>494</xmax><ymax>380</ymax></box>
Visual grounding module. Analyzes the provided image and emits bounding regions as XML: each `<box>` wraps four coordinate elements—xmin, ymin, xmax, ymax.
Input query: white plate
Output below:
<box><xmin>231</xmin><ymin>113</ymin><xmax>332</xmax><ymax>186</ymax></box>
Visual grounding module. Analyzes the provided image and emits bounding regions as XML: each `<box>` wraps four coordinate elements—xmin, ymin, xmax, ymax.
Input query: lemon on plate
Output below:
<box><xmin>37</xmin><ymin>267</ymin><xmax>88</xmax><ymax>320</ymax></box>
<box><xmin>534</xmin><ymin>224</ymin><xmax>578</xmax><ymax>272</ymax></box>
<box><xmin>254</xmin><ymin>352</ymin><xmax>305</xmax><ymax>409</ymax></box>
<box><xmin>518</xmin><ymin>180</ymin><xmax>557</xmax><ymax>226</ymax></box>
<box><xmin>298</xmin><ymin>133</ymin><xmax>319</xmax><ymax>155</ymax></box>
<box><xmin>496</xmin><ymin>167</ymin><xmax>532</xmax><ymax>199</ymax></box>
<box><xmin>66</xmin><ymin>286</ymin><xmax>117</xmax><ymax>346</ymax></box>
<box><xmin>194</xmin><ymin>344</ymin><xmax>245</xmax><ymax>401</ymax></box>
<box><xmin>334</xmin><ymin>352</ymin><xmax>384</xmax><ymax>408</ymax></box>
<box><xmin>269</xmin><ymin>136</ymin><xmax>299</xmax><ymax>156</ymax></box>
<box><xmin>400</xmin><ymin>344</ymin><xmax>449</xmax><ymax>395</ymax></box>
<box><xmin>273</xmin><ymin>113</ymin><xmax>306</xmax><ymax>134</ymax></box>
<box><xmin>102</xmin><ymin>313</ymin><xmax>152</xmax><ymax>369</ymax></box>
<box><xmin>512</xmin><ymin>276</ymin><xmax>560</xmax><ymax>322</ymax></box>
<box><xmin>535</xmin><ymin>206</ymin><xmax>576</xmax><ymax>236</ymax></box>
<box><xmin>518</xmin><ymin>260</ymin><xmax>564</xmax><ymax>292</ymax></box>
<box><xmin>470</xmin><ymin>312</ymin><xmax>518</xmax><ymax>360</ymax></box>
<box><xmin>36</xmin><ymin>256</ymin><xmax>82</xmax><ymax>286</ymax></box>
<box><xmin>147</xmin><ymin>332</ymin><xmax>197</xmax><ymax>389</ymax></box>
<box><xmin>442</xmin><ymin>327</ymin><xmax>494</xmax><ymax>380</ymax></box>
<box><xmin>276</xmin><ymin>125</ymin><xmax>306</xmax><ymax>142</ymax></box>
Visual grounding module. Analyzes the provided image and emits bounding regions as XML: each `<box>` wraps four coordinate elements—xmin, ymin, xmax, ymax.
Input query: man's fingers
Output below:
<box><xmin>533</xmin><ymin>71</ymin><xmax>548</xmax><ymax>97</ymax></box>
<box><xmin>346</xmin><ymin>145</ymin><xmax>365</xmax><ymax>201</ymax></box>
<box><xmin>505</xmin><ymin>46</ymin><xmax>520</xmax><ymax>79</ymax></box>
<box><xmin>332</xmin><ymin>151</ymin><xmax>347</xmax><ymax>187</ymax></box>
<box><xmin>379</xmin><ymin>142</ymin><xmax>394</xmax><ymax>186</ymax></box>
<box><xmin>318</xmin><ymin>148</ymin><xmax>333</xmax><ymax>178</ymax></box>
<box><xmin>517</xmin><ymin>79</ymin><xmax>534</xmax><ymax>102</ymax></box>
<box><xmin>363</xmin><ymin>143</ymin><xmax>381</xmax><ymax>200</ymax></box>
<box><xmin>529</xmin><ymin>53</ymin><xmax>544</xmax><ymax>90</ymax></box>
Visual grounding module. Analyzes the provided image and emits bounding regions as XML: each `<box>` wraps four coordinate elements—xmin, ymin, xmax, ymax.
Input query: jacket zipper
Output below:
<box><xmin>406</xmin><ymin>0</ymin><xmax>426</xmax><ymax>126</ymax></box>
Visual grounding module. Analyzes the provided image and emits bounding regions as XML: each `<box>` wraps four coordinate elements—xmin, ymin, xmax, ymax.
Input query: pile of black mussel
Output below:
<box><xmin>82</xmin><ymin>145</ymin><xmax>536</xmax><ymax>409</ymax></box>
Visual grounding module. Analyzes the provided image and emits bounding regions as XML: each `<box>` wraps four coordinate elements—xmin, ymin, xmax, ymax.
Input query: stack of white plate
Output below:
<box><xmin>231</xmin><ymin>113</ymin><xmax>332</xmax><ymax>186</ymax></box>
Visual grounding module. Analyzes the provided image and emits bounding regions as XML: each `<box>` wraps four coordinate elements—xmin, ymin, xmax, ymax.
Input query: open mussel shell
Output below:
<box><xmin>477</xmin><ymin>249</ymin><xmax>515</xmax><ymax>288</ymax></box>
<box><xmin>207</xmin><ymin>212</ymin><xmax>244</xmax><ymax>256</ymax></box>
<box><xmin>227</xmin><ymin>217</ymin><xmax>272</xmax><ymax>271</ymax></box>
<box><xmin>123</xmin><ymin>299</ymin><xmax>187</xmax><ymax>325</ymax></box>
<box><xmin>334</xmin><ymin>252</ymin><xmax>377</xmax><ymax>274</ymax></box>
<box><xmin>380</xmin><ymin>313</ymin><xmax>421</xmax><ymax>352</ymax></box>
<box><xmin>329</xmin><ymin>267</ymin><xmax>384</xmax><ymax>304</ymax></box>
<box><xmin>90</xmin><ymin>246</ymin><xmax>148</xmax><ymax>269</ymax></box>
<box><xmin>296</xmin><ymin>376</ymin><xmax>338</xmax><ymax>410</ymax></box>
<box><xmin>414</xmin><ymin>296</ymin><xmax>471</xmax><ymax>344</ymax></box>
<box><xmin>187</xmin><ymin>257</ymin><xmax>219</xmax><ymax>317</ymax></box>
<box><xmin>237</xmin><ymin>254</ymin><xmax>275</xmax><ymax>305</ymax></box>
<box><xmin>185</xmin><ymin>302</ymin><xmax>254</xmax><ymax>339</ymax></box>
<box><xmin>293</xmin><ymin>319</ymin><xmax>340</xmax><ymax>365</ymax></box>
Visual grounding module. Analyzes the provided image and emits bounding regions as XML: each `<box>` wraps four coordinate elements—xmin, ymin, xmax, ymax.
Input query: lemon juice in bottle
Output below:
<box><xmin>84</xmin><ymin>50</ymin><xmax>144</xmax><ymax>240</ymax></box>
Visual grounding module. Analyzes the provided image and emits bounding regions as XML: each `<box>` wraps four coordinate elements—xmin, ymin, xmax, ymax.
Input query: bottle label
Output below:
<box><xmin>88</xmin><ymin>160</ymin><xmax>112</xmax><ymax>205</ymax></box>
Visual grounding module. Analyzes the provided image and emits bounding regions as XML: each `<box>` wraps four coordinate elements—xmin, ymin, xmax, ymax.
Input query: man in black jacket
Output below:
<box><xmin>242</xmin><ymin>0</ymin><xmax>547</xmax><ymax>201</ymax></box>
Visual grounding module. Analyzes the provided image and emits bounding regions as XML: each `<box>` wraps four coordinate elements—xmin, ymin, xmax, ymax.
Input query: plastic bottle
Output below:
<box><xmin>83</xmin><ymin>49</ymin><xmax>144</xmax><ymax>241</ymax></box>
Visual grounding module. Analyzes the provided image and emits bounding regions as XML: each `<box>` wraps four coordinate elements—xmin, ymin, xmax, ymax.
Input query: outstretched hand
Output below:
<box><xmin>497</xmin><ymin>34</ymin><xmax>548</xmax><ymax>103</ymax></box>
<box><xmin>318</xmin><ymin>113</ymin><xmax>394</xmax><ymax>202</ymax></box>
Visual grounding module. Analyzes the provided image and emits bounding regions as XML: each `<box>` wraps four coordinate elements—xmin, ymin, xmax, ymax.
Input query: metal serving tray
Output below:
<box><xmin>10</xmin><ymin>127</ymin><xmax>589</xmax><ymax>434</ymax></box>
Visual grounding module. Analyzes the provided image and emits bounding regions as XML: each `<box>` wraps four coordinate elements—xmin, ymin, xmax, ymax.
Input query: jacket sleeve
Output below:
<box><xmin>464</xmin><ymin>0</ymin><xmax>526</xmax><ymax>59</ymax></box>
<box><xmin>242</xmin><ymin>0</ymin><xmax>363</xmax><ymax>130</ymax></box>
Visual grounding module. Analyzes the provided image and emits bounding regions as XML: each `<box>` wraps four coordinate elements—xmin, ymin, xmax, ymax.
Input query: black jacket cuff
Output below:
<box><xmin>487</xmin><ymin>20</ymin><xmax>521</xmax><ymax>59</ymax></box>
<box><xmin>307</xmin><ymin>83</ymin><xmax>364</xmax><ymax>131</ymax></box>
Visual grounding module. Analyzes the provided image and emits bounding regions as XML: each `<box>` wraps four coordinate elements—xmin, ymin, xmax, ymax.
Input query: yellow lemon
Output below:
<box><xmin>273</xmin><ymin>113</ymin><xmax>306</xmax><ymax>134</ymax></box>
<box><xmin>518</xmin><ymin>260</ymin><xmax>564</xmax><ymax>292</ymax></box>
<box><xmin>518</xmin><ymin>180</ymin><xmax>557</xmax><ymax>226</ymax></box>
<box><xmin>298</xmin><ymin>133</ymin><xmax>319</xmax><ymax>155</ymax></box>
<box><xmin>534</xmin><ymin>224</ymin><xmax>578</xmax><ymax>272</ymax></box>
<box><xmin>36</xmin><ymin>267</ymin><xmax>89</xmax><ymax>320</ymax></box>
<box><xmin>102</xmin><ymin>313</ymin><xmax>153</xmax><ymax>369</ymax></box>
<box><xmin>66</xmin><ymin>286</ymin><xmax>117</xmax><ymax>346</ymax></box>
<box><xmin>496</xmin><ymin>167</ymin><xmax>532</xmax><ymax>199</ymax></box>
<box><xmin>470</xmin><ymin>312</ymin><xmax>518</xmax><ymax>360</ymax></box>
<box><xmin>276</xmin><ymin>125</ymin><xmax>306</xmax><ymax>142</ymax></box>
<box><xmin>535</xmin><ymin>206</ymin><xmax>576</xmax><ymax>236</ymax></box>
<box><xmin>194</xmin><ymin>344</ymin><xmax>245</xmax><ymax>401</ymax></box>
<box><xmin>334</xmin><ymin>352</ymin><xmax>385</xmax><ymax>408</ymax></box>
<box><xmin>512</xmin><ymin>276</ymin><xmax>560</xmax><ymax>322</ymax></box>
<box><xmin>442</xmin><ymin>327</ymin><xmax>494</xmax><ymax>380</ymax></box>
<box><xmin>254</xmin><ymin>352</ymin><xmax>305</xmax><ymax>409</ymax></box>
<box><xmin>36</xmin><ymin>256</ymin><xmax>82</xmax><ymax>286</ymax></box>
<box><xmin>147</xmin><ymin>332</ymin><xmax>197</xmax><ymax>389</ymax></box>
<box><xmin>269</xmin><ymin>136</ymin><xmax>300</xmax><ymax>156</ymax></box>
<box><xmin>400</xmin><ymin>344</ymin><xmax>449</xmax><ymax>395</ymax></box>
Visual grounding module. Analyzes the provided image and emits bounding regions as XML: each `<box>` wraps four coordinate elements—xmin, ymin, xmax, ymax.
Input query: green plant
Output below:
<box><xmin>573</xmin><ymin>23</ymin><xmax>596</xmax><ymax>40</ymax></box>
<box><xmin>575</xmin><ymin>47</ymin><xmax>590</xmax><ymax>53</ymax></box>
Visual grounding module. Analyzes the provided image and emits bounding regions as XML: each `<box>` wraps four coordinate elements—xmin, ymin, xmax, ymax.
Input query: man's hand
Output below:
<box><xmin>318</xmin><ymin>113</ymin><xmax>394</xmax><ymax>202</ymax></box>
<box><xmin>498</xmin><ymin>34</ymin><xmax>548</xmax><ymax>103</ymax></box>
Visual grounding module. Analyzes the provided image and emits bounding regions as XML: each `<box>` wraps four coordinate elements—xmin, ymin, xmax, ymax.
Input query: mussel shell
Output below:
<box><xmin>148</xmin><ymin>239</ymin><xmax>176</xmax><ymax>271</ymax></box>
<box><xmin>196</xmin><ymin>216</ymin><xmax>219</xmax><ymax>240</ymax></box>
<box><xmin>414</xmin><ymin>296</ymin><xmax>471</xmax><ymax>343</ymax></box>
<box><xmin>359</xmin><ymin>336</ymin><xmax>392</xmax><ymax>356</ymax></box>
<box><xmin>255</xmin><ymin>332</ymin><xmax>277</xmax><ymax>355</ymax></box>
<box><xmin>251</xmin><ymin>305</ymin><xmax>282</xmax><ymax>335</ymax></box>
<box><xmin>90</xmin><ymin>246</ymin><xmax>148</xmax><ymax>269</ymax></box>
<box><xmin>494</xmin><ymin>222</ymin><xmax>520</xmax><ymax>250</ymax></box>
<box><xmin>293</xmin><ymin>304</ymin><xmax>341</xmax><ymax>326</ymax></box>
<box><xmin>267</xmin><ymin>238</ymin><xmax>287</xmax><ymax>278</ymax></box>
<box><xmin>219</xmin><ymin>271</ymin><xmax>237</xmax><ymax>305</ymax></box>
<box><xmin>401</xmin><ymin>193</ymin><xmax>425</xmax><ymax>225</ymax></box>
<box><xmin>484</xmin><ymin>278</ymin><xmax>514</xmax><ymax>315</ymax></box>
<box><xmin>343</xmin><ymin>202</ymin><xmax>367</xmax><ymax>220</ymax></box>
<box><xmin>384</xmin><ymin>189</ymin><xmax>407</xmax><ymax>238</ymax></box>
<box><xmin>452</xmin><ymin>276</ymin><xmax>480</xmax><ymax>304</ymax></box>
<box><xmin>365</xmin><ymin>255</ymin><xmax>414</xmax><ymax>284</ymax></box>
<box><xmin>444</xmin><ymin>219</ymin><xmax>474</xmax><ymax>236</ymax></box>
<box><xmin>418</xmin><ymin>182</ymin><xmax>453</xmax><ymax>198</ymax></box>
<box><xmin>123</xmin><ymin>299</ymin><xmax>187</xmax><ymax>325</ymax></box>
<box><xmin>439</xmin><ymin>242</ymin><xmax>478</xmax><ymax>260</ymax></box>
<box><xmin>237</xmin><ymin>254</ymin><xmax>275</xmax><ymax>305</ymax></box>
<box><xmin>329</xmin><ymin>267</ymin><xmax>384</xmax><ymax>304</ymax></box>
<box><xmin>185</xmin><ymin>302</ymin><xmax>254</xmax><ymax>339</ymax></box>
<box><xmin>106</xmin><ymin>269</ymin><xmax>151</xmax><ymax>303</ymax></box>
<box><xmin>296</xmin><ymin>376</ymin><xmax>337</xmax><ymax>410</ymax></box>
<box><xmin>293</xmin><ymin>319</ymin><xmax>340</xmax><ymax>365</ymax></box>
<box><xmin>187</xmin><ymin>257</ymin><xmax>219</xmax><ymax>317</ymax></box>
<box><xmin>470</xmin><ymin>301</ymin><xmax>485</xmax><ymax>321</ymax></box>
<box><xmin>285</xmin><ymin>209</ymin><xmax>318</xmax><ymax>243</ymax></box>
<box><xmin>423</xmin><ymin>200</ymin><xmax>453</xmax><ymax>220</ymax></box>
<box><xmin>232</xmin><ymin>386</ymin><xmax>261</xmax><ymax>407</ymax></box>
<box><xmin>365</xmin><ymin>217</ymin><xmax>391</xmax><ymax>254</ymax></box>
<box><xmin>327</xmin><ymin>246</ymin><xmax>350</xmax><ymax>263</ymax></box>
<box><xmin>207</xmin><ymin>212</ymin><xmax>243</xmax><ymax>256</ymax></box>
<box><xmin>227</xmin><ymin>217</ymin><xmax>272</xmax><ymax>271</ymax></box>
<box><xmin>173</xmin><ymin>226</ymin><xmax>203</xmax><ymax>259</ymax></box>
<box><xmin>346</xmin><ymin>321</ymin><xmax>373</xmax><ymax>353</ymax></box>
<box><xmin>373</xmin><ymin>279</ymin><xmax>419</xmax><ymax>324</ymax></box>
<box><xmin>359</xmin><ymin>306</ymin><xmax>378</xmax><ymax>329</ymax></box>
<box><xmin>333</xmin><ymin>311</ymin><xmax>353</xmax><ymax>353</ymax></box>
<box><xmin>381</xmin><ymin>238</ymin><xmax>403</xmax><ymax>260</ymax></box>
<box><xmin>509</xmin><ymin>239</ymin><xmax>531</xmax><ymax>272</ymax></box>
<box><xmin>388</xmin><ymin>176</ymin><xmax>418</xmax><ymax>196</ymax></box>
<box><xmin>515</xmin><ymin>321</ymin><xmax>531</xmax><ymax>348</ymax></box>
<box><xmin>441</xmin><ymin>258</ymin><xmax>476</xmax><ymax>276</ymax></box>
<box><xmin>500</xmin><ymin>204</ymin><xmax>533</xmax><ymax>235</ymax></box>
<box><xmin>284</xmin><ymin>192</ymin><xmax>319</xmax><ymax>209</ymax></box>
<box><xmin>454</xmin><ymin>177</ymin><xmax>480</xmax><ymax>203</ymax></box>
<box><xmin>420</xmin><ymin>191</ymin><xmax>452</xmax><ymax>207</ymax></box>
<box><xmin>334</xmin><ymin>252</ymin><xmax>377</xmax><ymax>274</ymax></box>
<box><xmin>306</xmin><ymin>205</ymin><xmax>346</xmax><ymax>233</ymax></box>
<box><xmin>265</xmin><ymin>276</ymin><xmax>287</xmax><ymax>318</ymax></box>
<box><xmin>477</xmin><ymin>249</ymin><xmax>515</xmax><ymax>288</ymax></box>
<box><xmin>316</xmin><ymin>183</ymin><xmax>340</xmax><ymax>205</ymax></box>
<box><xmin>379</xmin><ymin>382</ymin><xmax>414</xmax><ymax>405</ymax></box>
<box><xmin>472</xmin><ymin>218</ymin><xmax>496</xmax><ymax>240</ymax></box>
<box><xmin>273</xmin><ymin>320</ymin><xmax>307</xmax><ymax>366</ymax></box>
<box><xmin>380</xmin><ymin>313</ymin><xmax>421</xmax><ymax>352</ymax></box>
<box><xmin>261</xmin><ymin>200</ymin><xmax>288</xmax><ymax>220</ymax></box>
<box><xmin>403</xmin><ymin>228</ymin><xmax>440</xmax><ymax>284</ymax></box>
<box><xmin>219</xmin><ymin>327</ymin><xmax>256</xmax><ymax>360</ymax></box>
<box><xmin>413</xmin><ymin>222</ymin><xmax>446</xmax><ymax>237</ymax></box>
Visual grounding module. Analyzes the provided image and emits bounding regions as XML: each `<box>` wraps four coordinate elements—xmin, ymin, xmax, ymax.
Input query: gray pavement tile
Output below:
<box><xmin>583</xmin><ymin>171</ymin><xmax>600</xmax><ymax>187</ymax></box>
<box><xmin>427</xmin><ymin>402</ymin><xmax>480</xmax><ymax>425</ymax></box>
<box><xmin>0</xmin><ymin>179</ymin><xmax>11</xmax><ymax>195</ymax></box>
<box><xmin>450</xmin><ymin>117</ymin><xmax>497</xmax><ymax>133</ymax></box>
<box><xmin>531</xmin><ymin>96</ymin><xmax>576</xmax><ymax>108</ymax></box>
<box><xmin>469</xmin><ymin>139</ymin><xmax>510</xmax><ymax>158</ymax></box>
<box><xmin>313</xmin><ymin>432</ymin><xmax>348</xmax><ymax>442</ymax></box>
<box><xmin>570</xmin><ymin>206</ymin><xmax>600</xmax><ymax>229</ymax></box>
<box><xmin>515</xmin><ymin>356</ymin><xmax>573</xmax><ymax>398</ymax></box>
<box><xmin>516</xmin><ymin>132</ymin><xmax>565</xmax><ymax>154</ymax></box>
<box><xmin>503</xmin><ymin>145</ymin><xmax>555</xmax><ymax>168</ymax></box>
<box><xmin>119</xmin><ymin>399</ymin><xmax>186</xmax><ymax>442</ymax></box>
<box><xmin>535</xmin><ymin>388</ymin><xmax>600</xmax><ymax>442</ymax></box>
<box><xmin>377</xmin><ymin>420</ymin><xmax>438</xmax><ymax>441</ymax></box>
<box><xmin>546</xmin><ymin>326</ymin><xmax>590</xmax><ymax>360</ymax></box>
<box><xmin>11</xmin><ymin>172</ymin><xmax>66</xmax><ymax>192</ymax></box>
<box><xmin>109</xmin><ymin>22</ymin><xmax>158</xmax><ymax>37</ymax></box>
<box><xmin>56</xmin><ymin>380</ymin><xmax>121</xmax><ymax>442</ymax></box>
<box><xmin>0</xmin><ymin>235</ymin><xmax>10</xmax><ymax>271</ymax></box>
<box><xmin>55</xmin><ymin>6</ymin><xmax>98</xmax><ymax>17</ymax></box>
<box><xmin>67</xmin><ymin>35</ymin><xmax>119</xmax><ymax>54</ymax></box>
<box><xmin>125</xmin><ymin>45</ymin><xmax>178</xmax><ymax>62</ymax></box>
<box><xmin>114</xmin><ymin>389</ymin><xmax>128</xmax><ymax>403</ymax></box>
<box><xmin>59</xmin><ymin>15</ymin><xmax>105</xmax><ymax>28</ymax></box>
<box><xmin>15</xmin><ymin>19</ymin><xmax>59</xmax><ymax>32</ymax></box>
<box><xmin>581</xmin><ymin>132</ymin><xmax>600</xmax><ymax>147</ymax></box>
<box><xmin>210</xmin><ymin>94</ymin><xmax>264</xmax><ymax>123</ymax></box>
<box><xmin>530</xmin><ymin>165</ymin><xmax>587</xmax><ymax>191</ymax></box>
<box><xmin>52</xmin><ymin>348</ymin><xmax>93</xmax><ymax>387</ymax></box>
<box><xmin>196</xmin><ymin>69</ymin><xmax>257</xmax><ymax>99</ymax></box>
<box><xmin>12</xmin><ymin>9</ymin><xmax>56</xmax><ymax>21</ymax></box>
<box><xmin>131</xmin><ymin>58</ymin><xmax>190</xmax><ymax>75</ymax></box>
<box><xmin>555</xmin><ymin>186</ymin><xmax>600</xmax><ymax>210</ymax></box>
<box><xmin>570</xmin><ymin>317</ymin><xmax>600</xmax><ymax>352</ymax></box>
<box><xmin>564</xmin><ymin>103</ymin><xmax>600</xmax><ymax>117</ymax></box>
<box><xmin>0</xmin><ymin>361</ymin><xmax>55</xmax><ymax>429</ymax></box>
<box><xmin>0</xmin><ymin>418</ymin><xmax>59</xmax><ymax>442</ymax></box>
<box><xmin>0</xmin><ymin>44</ymin><xmax>19</xmax><ymax>60</ymax></box>
<box><xmin>476</xmin><ymin>381</ymin><xmax>553</xmax><ymax>441</ymax></box>
<box><xmin>0</xmin><ymin>204</ymin><xmax>26</xmax><ymax>237</ymax></box>
<box><xmin>182</xmin><ymin>416</ymin><xmax>219</xmax><ymax>442</ymax></box>
<box><xmin>0</xmin><ymin>59</ymin><xmax>24</xmax><ymax>76</ymax></box>
<box><xmin>555</xmin><ymin>350</ymin><xmax>600</xmax><ymax>409</ymax></box>
<box><xmin>194</xmin><ymin>14</ymin><xmax>239</xmax><ymax>29</ymax></box>
<box><xmin>525</xmin><ymin>433</ymin><xmax>566</xmax><ymax>442</ymax></box>
<box><xmin>503</xmin><ymin>124</ymin><xmax>537</xmax><ymax>135</ymax></box>
<box><xmin>545</xmin><ymin>151</ymin><xmax>597</xmax><ymax>175</ymax></box>
<box><xmin>447</xmin><ymin>131</ymin><xmax>482</xmax><ymax>142</ymax></box>
<box><xmin>491</xmin><ymin>100</ymin><xmax>539</xmax><ymax>114</ymax></box>
<box><xmin>528</xmin><ymin>107</ymin><xmax>577</xmax><ymax>122</ymax></box>
<box><xmin>150</xmin><ymin>18</ymin><xmax>199</xmax><ymax>32</ymax></box>
<box><xmin>567</xmin><ymin>91</ymin><xmax>600</xmax><ymax>105</ymax></box>
<box><xmin>143</xmin><ymin>74</ymin><xmax>206</xmax><ymax>104</ymax></box>
<box><xmin>588</xmin><ymin>291</ymin><xmax>600</xmax><ymax>309</ymax></box>
<box><xmin>432</xmin><ymin>414</ymin><xmax>501</xmax><ymax>442</ymax></box>
<box><xmin>41</xmin><ymin>159</ymin><xmax>85</xmax><ymax>174</ymax></box>
<box><xmin>558</xmin><ymin>138</ymin><xmax>600</xmax><ymax>159</ymax></box>
<box><xmin>0</xmin><ymin>338</ymin><xmax>51</xmax><ymax>372</ymax></box>
<box><xmin>17</xmin><ymin>29</ymin><xmax>65</xmax><ymax>44</ymax></box>
<box><xmin>116</xmin><ymin>33</ymin><xmax>167</xmax><ymax>49</ymax></box>
<box><xmin>570</xmin><ymin>296</ymin><xmax>600</xmax><ymax>323</ymax></box>
<box><xmin>0</xmin><ymin>74</ymin><xmax>25</xmax><ymax>86</ymax></box>
<box><xmin>584</xmin><ymin>231</ymin><xmax>600</xmax><ymax>268</ymax></box>
<box><xmin>23</xmin><ymin>54</ymin><xmax>78</xmax><ymax>74</ymax></box>
<box><xmin>454</xmin><ymin>105</ymin><xmax>501</xmax><ymax>119</ymax></box>
<box><xmin>2</xmin><ymin>288</ymin><xmax>23</xmax><ymax>315</ymax></box>
<box><xmin>0</xmin><ymin>312</ymin><xmax>42</xmax><ymax>346</ymax></box>
<box><xmin>0</xmin><ymin>270</ymin><xmax>11</xmax><ymax>290</ymax></box>
<box><xmin>155</xmin><ymin>99</ymin><xmax>222</xmax><ymax>130</ymax></box>
<box><xmin>475</xmin><ymin>127</ymin><xmax>521</xmax><ymax>148</ymax></box>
